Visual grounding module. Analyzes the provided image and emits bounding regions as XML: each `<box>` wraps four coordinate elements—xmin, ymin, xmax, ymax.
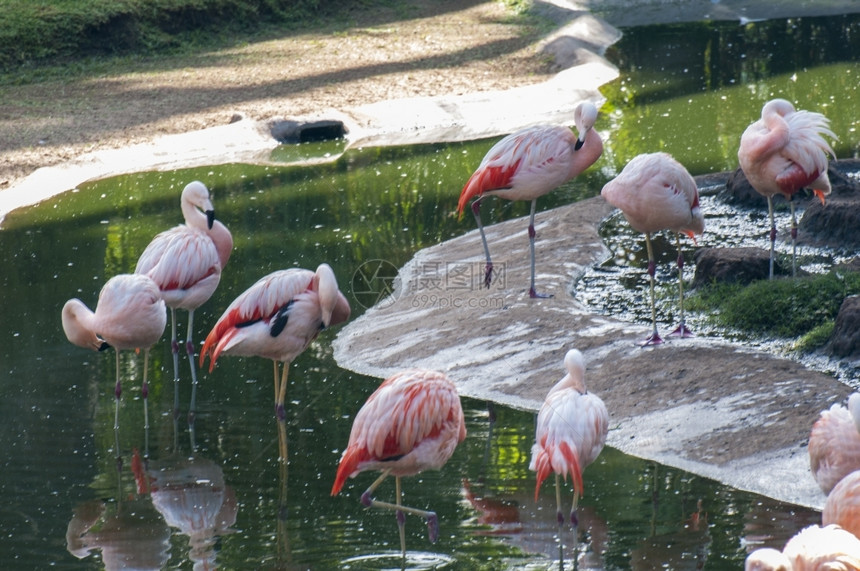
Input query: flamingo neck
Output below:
<box><xmin>181</xmin><ymin>199</ymin><xmax>210</xmax><ymax>231</ymax></box>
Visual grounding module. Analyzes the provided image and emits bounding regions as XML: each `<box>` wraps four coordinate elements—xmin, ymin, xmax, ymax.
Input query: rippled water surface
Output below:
<box><xmin>1</xmin><ymin>10</ymin><xmax>859</xmax><ymax>570</ymax></box>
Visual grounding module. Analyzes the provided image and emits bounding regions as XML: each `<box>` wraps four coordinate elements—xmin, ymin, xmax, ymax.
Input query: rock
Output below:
<box><xmin>692</xmin><ymin>247</ymin><xmax>791</xmax><ymax>288</ymax></box>
<box><xmin>799</xmin><ymin>161</ymin><xmax>860</xmax><ymax>247</ymax></box>
<box><xmin>827</xmin><ymin>295</ymin><xmax>860</xmax><ymax>358</ymax></box>
<box><xmin>270</xmin><ymin>119</ymin><xmax>346</xmax><ymax>143</ymax></box>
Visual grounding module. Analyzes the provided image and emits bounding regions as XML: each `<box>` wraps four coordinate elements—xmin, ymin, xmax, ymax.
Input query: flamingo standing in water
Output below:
<box><xmin>808</xmin><ymin>393</ymin><xmax>860</xmax><ymax>495</ymax></box>
<box><xmin>744</xmin><ymin>524</ymin><xmax>860</xmax><ymax>570</ymax></box>
<box><xmin>530</xmin><ymin>349</ymin><xmax>608</xmax><ymax>534</ymax></box>
<box><xmin>601</xmin><ymin>152</ymin><xmax>705</xmax><ymax>346</ymax></box>
<box><xmin>62</xmin><ymin>274</ymin><xmax>167</xmax><ymax>446</ymax></box>
<box><xmin>135</xmin><ymin>180</ymin><xmax>232</xmax><ymax>423</ymax></box>
<box><xmin>458</xmin><ymin>101</ymin><xmax>603</xmax><ymax>298</ymax></box>
<box><xmin>199</xmin><ymin>264</ymin><xmax>350</xmax><ymax>460</ymax></box>
<box><xmin>331</xmin><ymin>369</ymin><xmax>466</xmax><ymax>557</ymax></box>
<box><xmin>738</xmin><ymin>98</ymin><xmax>837</xmax><ymax>278</ymax></box>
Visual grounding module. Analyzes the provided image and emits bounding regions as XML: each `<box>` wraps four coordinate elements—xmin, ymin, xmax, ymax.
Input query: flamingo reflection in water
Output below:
<box><xmin>331</xmin><ymin>369</ymin><xmax>466</xmax><ymax>558</ymax></box>
<box><xmin>66</xmin><ymin>450</ymin><xmax>170</xmax><ymax>570</ymax></box>
<box><xmin>462</xmin><ymin>478</ymin><xmax>609</xmax><ymax>569</ymax></box>
<box><xmin>132</xmin><ymin>448</ymin><xmax>238</xmax><ymax>570</ymax></box>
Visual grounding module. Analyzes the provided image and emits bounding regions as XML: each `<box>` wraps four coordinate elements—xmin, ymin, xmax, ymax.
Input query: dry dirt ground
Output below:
<box><xmin>0</xmin><ymin>0</ymin><xmax>554</xmax><ymax>191</ymax></box>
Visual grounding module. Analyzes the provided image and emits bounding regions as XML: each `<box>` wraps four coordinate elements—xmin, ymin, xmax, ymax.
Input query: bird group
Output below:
<box><xmin>460</xmin><ymin>98</ymin><xmax>836</xmax><ymax>345</ymax></box>
<box><xmin>745</xmin><ymin>392</ymin><xmax>860</xmax><ymax>568</ymax></box>
<box><xmin>61</xmin><ymin>94</ymin><xmax>841</xmax><ymax>560</ymax></box>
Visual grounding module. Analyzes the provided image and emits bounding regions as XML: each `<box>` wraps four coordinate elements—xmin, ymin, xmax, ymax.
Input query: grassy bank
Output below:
<box><xmin>0</xmin><ymin>0</ymin><xmax>384</xmax><ymax>71</ymax></box>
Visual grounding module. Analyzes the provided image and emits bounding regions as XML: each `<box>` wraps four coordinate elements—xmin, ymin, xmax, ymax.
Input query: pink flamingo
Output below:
<box><xmin>62</xmin><ymin>274</ymin><xmax>167</xmax><ymax>444</ymax></box>
<box><xmin>135</xmin><ymin>180</ymin><xmax>232</xmax><ymax>422</ymax></box>
<box><xmin>331</xmin><ymin>369</ymin><xmax>466</xmax><ymax>557</ymax></box>
<box><xmin>745</xmin><ymin>524</ymin><xmax>860</xmax><ymax>570</ymax></box>
<box><xmin>809</xmin><ymin>393</ymin><xmax>860</xmax><ymax>495</ymax></box>
<box><xmin>601</xmin><ymin>152</ymin><xmax>705</xmax><ymax>345</ymax></box>
<box><xmin>458</xmin><ymin>101</ymin><xmax>603</xmax><ymax>298</ymax></box>
<box><xmin>199</xmin><ymin>264</ymin><xmax>350</xmax><ymax>460</ymax></box>
<box><xmin>823</xmin><ymin>469</ymin><xmax>860</xmax><ymax>539</ymax></box>
<box><xmin>738</xmin><ymin>98</ymin><xmax>837</xmax><ymax>278</ymax></box>
<box><xmin>530</xmin><ymin>349</ymin><xmax>608</xmax><ymax>533</ymax></box>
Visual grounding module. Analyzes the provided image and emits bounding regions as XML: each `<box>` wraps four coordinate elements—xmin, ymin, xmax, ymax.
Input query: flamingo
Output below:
<box><xmin>745</xmin><ymin>524</ymin><xmax>860</xmax><ymax>570</ymax></box>
<box><xmin>458</xmin><ymin>101</ymin><xmax>603</xmax><ymax>298</ymax></box>
<box><xmin>738</xmin><ymin>98</ymin><xmax>837</xmax><ymax>278</ymax></box>
<box><xmin>135</xmin><ymin>180</ymin><xmax>232</xmax><ymax>423</ymax></box>
<box><xmin>809</xmin><ymin>393</ymin><xmax>860</xmax><ymax>495</ymax></box>
<box><xmin>823</xmin><ymin>469</ymin><xmax>860</xmax><ymax>539</ymax></box>
<box><xmin>199</xmin><ymin>264</ymin><xmax>350</xmax><ymax>460</ymax></box>
<box><xmin>600</xmin><ymin>152</ymin><xmax>705</xmax><ymax>346</ymax></box>
<box><xmin>62</xmin><ymin>274</ymin><xmax>167</xmax><ymax>446</ymax></box>
<box><xmin>331</xmin><ymin>369</ymin><xmax>466</xmax><ymax>557</ymax></box>
<box><xmin>529</xmin><ymin>349</ymin><xmax>608</xmax><ymax>533</ymax></box>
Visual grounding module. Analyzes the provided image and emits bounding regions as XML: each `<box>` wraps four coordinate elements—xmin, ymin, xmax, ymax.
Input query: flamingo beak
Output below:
<box><xmin>206</xmin><ymin>209</ymin><xmax>215</xmax><ymax>229</ymax></box>
<box><xmin>575</xmin><ymin>138</ymin><xmax>585</xmax><ymax>151</ymax></box>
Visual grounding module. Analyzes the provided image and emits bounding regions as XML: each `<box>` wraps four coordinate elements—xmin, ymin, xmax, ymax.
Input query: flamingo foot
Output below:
<box><xmin>426</xmin><ymin>512</ymin><xmax>439</xmax><ymax>543</ymax></box>
<box><xmin>668</xmin><ymin>323</ymin><xmax>695</xmax><ymax>338</ymax></box>
<box><xmin>529</xmin><ymin>287</ymin><xmax>553</xmax><ymax>299</ymax></box>
<box><xmin>640</xmin><ymin>331</ymin><xmax>664</xmax><ymax>346</ymax></box>
<box><xmin>483</xmin><ymin>262</ymin><xmax>493</xmax><ymax>289</ymax></box>
<box><xmin>360</xmin><ymin>490</ymin><xmax>373</xmax><ymax>508</ymax></box>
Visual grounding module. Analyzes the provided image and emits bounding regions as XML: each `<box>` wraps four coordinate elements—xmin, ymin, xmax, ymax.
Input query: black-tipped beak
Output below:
<box><xmin>574</xmin><ymin>138</ymin><xmax>585</xmax><ymax>151</ymax></box>
<box><xmin>98</xmin><ymin>341</ymin><xmax>111</xmax><ymax>352</ymax></box>
<box><xmin>206</xmin><ymin>210</ymin><xmax>215</xmax><ymax>229</ymax></box>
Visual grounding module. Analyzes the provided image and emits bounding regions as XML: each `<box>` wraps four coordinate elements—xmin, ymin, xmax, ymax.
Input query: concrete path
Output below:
<box><xmin>332</xmin><ymin>194</ymin><xmax>852</xmax><ymax>510</ymax></box>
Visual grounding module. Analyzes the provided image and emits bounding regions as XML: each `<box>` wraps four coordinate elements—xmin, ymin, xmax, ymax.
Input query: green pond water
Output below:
<box><xmin>0</xmin><ymin>12</ymin><xmax>858</xmax><ymax>570</ymax></box>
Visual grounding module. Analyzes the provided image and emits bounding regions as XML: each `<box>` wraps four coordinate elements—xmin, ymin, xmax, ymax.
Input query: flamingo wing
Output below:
<box><xmin>331</xmin><ymin>370</ymin><xmax>465</xmax><ymax>495</ymax></box>
<box><xmin>199</xmin><ymin>268</ymin><xmax>314</xmax><ymax>370</ymax></box>
<box><xmin>458</xmin><ymin>126</ymin><xmax>576</xmax><ymax>213</ymax></box>
<box><xmin>136</xmin><ymin>226</ymin><xmax>221</xmax><ymax>292</ymax></box>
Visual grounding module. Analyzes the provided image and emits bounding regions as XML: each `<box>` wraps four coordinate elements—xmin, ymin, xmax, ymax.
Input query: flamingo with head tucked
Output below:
<box><xmin>530</xmin><ymin>349</ymin><xmax>608</xmax><ymax>535</ymax></box>
<box><xmin>738</xmin><ymin>98</ymin><xmax>837</xmax><ymax>278</ymax></box>
<box><xmin>458</xmin><ymin>101</ymin><xmax>603</xmax><ymax>298</ymax></box>
<box><xmin>808</xmin><ymin>392</ymin><xmax>860</xmax><ymax>495</ymax></box>
<box><xmin>135</xmin><ymin>180</ymin><xmax>232</xmax><ymax>423</ymax></box>
<box><xmin>745</xmin><ymin>524</ymin><xmax>860</xmax><ymax>570</ymax></box>
<box><xmin>331</xmin><ymin>368</ymin><xmax>466</xmax><ymax>558</ymax></box>
<box><xmin>62</xmin><ymin>273</ymin><xmax>167</xmax><ymax>444</ymax></box>
<box><xmin>601</xmin><ymin>152</ymin><xmax>704</xmax><ymax>345</ymax></box>
<box><xmin>199</xmin><ymin>264</ymin><xmax>350</xmax><ymax>461</ymax></box>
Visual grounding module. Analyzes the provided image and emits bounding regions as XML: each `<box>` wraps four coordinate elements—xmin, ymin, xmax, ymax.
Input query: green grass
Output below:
<box><xmin>687</xmin><ymin>270</ymin><xmax>860</xmax><ymax>350</ymax></box>
<box><xmin>0</xmin><ymin>0</ymin><xmax>382</xmax><ymax>71</ymax></box>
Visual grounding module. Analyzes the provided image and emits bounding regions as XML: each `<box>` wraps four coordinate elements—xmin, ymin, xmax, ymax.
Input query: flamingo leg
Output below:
<box><xmin>170</xmin><ymin>307</ymin><xmax>181</xmax><ymax>420</ymax></box>
<box><xmin>360</xmin><ymin>470</ymin><xmax>439</xmax><ymax>546</ymax></box>
<box><xmin>470</xmin><ymin>198</ymin><xmax>494</xmax><ymax>289</ymax></box>
<box><xmin>528</xmin><ymin>199</ymin><xmax>552</xmax><ymax>299</ymax></box>
<box><xmin>186</xmin><ymin>309</ymin><xmax>199</xmax><ymax>426</ymax></box>
<box><xmin>641</xmin><ymin>232</ymin><xmax>663</xmax><ymax>346</ymax></box>
<box><xmin>142</xmin><ymin>348</ymin><xmax>151</xmax><ymax>459</ymax></box>
<box><xmin>767</xmin><ymin>196</ymin><xmax>776</xmax><ymax>280</ymax></box>
<box><xmin>275</xmin><ymin>361</ymin><xmax>289</xmax><ymax>463</ymax></box>
<box><xmin>114</xmin><ymin>349</ymin><xmax>122</xmax><ymax>434</ymax></box>
<box><xmin>555</xmin><ymin>473</ymin><xmax>564</xmax><ymax>527</ymax></box>
<box><xmin>668</xmin><ymin>234</ymin><xmax>694</xmax><ymax>338</ymax></box>
<box><xmin>790</xmin><ymin>196</ymin><xmax>798</xmax><ymax>277</ymax></box>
